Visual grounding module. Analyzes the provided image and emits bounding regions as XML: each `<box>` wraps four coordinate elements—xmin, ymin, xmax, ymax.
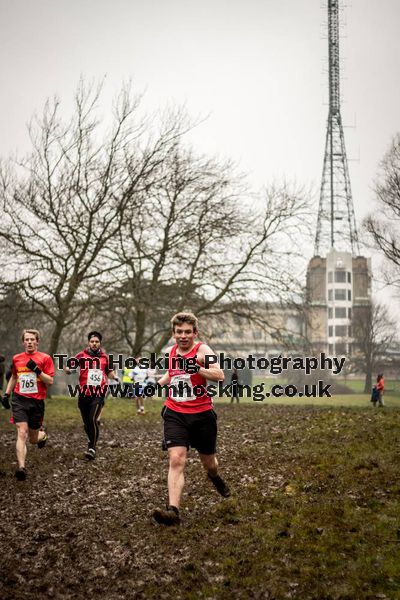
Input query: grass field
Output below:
<box><xmin>1</xmin><ymin>396</ymin><xmax>400</xmax><ymax>599</ymax></box>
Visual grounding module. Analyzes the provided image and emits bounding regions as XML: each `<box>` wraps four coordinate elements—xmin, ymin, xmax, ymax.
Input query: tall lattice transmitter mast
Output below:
<box><xmin>314</xmin><ymin>0</ymin><xmax>360</xmax><ymax>256</ymax></box>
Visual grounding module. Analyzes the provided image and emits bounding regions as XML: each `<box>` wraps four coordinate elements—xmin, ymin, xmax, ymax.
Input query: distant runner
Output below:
<box><xmin>121</xmin><ymin>365</ymin><xmax>135</xmax><ymax>398</ymax></box>
<box><xmin>153</xmin><ymin>312</ymin><xmax>230</xmax><ymax>526</ymax></box>
<box><xmin>132</xmin><ymin>359</ymin><xmax>147</xmax><ymax>415</ymax></box>
<box><xmin>65</xmin><ymin>331</ymin><xmax>117</xmax><ymax>460</ymax></box>
<box><xmin>1</xmin><ymin>329</ymin><xmax>54</xmax><ymax>481</ymax></box>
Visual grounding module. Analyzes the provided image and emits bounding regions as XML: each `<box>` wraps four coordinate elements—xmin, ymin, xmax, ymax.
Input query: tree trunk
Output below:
<box><xmin>154</xmin><ymin>330</ymin><xmax>173</xmax><ymax>355</ymax></box>
<box><xmin>364</xmin><ymin>369</ymin><xmax>373</xmax><ymax>394</ymax></box>
<box><xmin>45</xmin><ymin>318</ymin><xmax>65</xmax><ymax>398</ymax></box>
<box><xmin>132</xmin><ymin>309</ymin><xmax>146</xmax><ymax>356</ymax></box>
<box><xmin>48</xmin><ymin>318</ymin><xmax>65</xmax><ymax>357</ymax></box>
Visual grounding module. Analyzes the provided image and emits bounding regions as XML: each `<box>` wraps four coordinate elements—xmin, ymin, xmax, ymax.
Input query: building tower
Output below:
<box><xmin>306</xmin><ymin>0</ymin><xmax>370</xmax><ymax>357</ymax></box>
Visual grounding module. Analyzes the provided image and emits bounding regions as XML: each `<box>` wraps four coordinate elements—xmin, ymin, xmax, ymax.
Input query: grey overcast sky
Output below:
<box><xmin>1</xmin><ymin>0</ymin><xmax>399</xmax><ymax>259</ymax></box>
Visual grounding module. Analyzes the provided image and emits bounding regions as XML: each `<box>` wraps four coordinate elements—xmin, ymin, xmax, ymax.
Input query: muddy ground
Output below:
<box><xmin>1</xmin><ymin>403</ymin><xmax>400</xmax><ymax>599</ymax></box>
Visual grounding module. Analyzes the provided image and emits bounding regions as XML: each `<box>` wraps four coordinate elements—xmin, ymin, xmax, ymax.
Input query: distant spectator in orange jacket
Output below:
<box><xmin>375</xmin><ymin>373</ymin><xmax>385</xmax><ymax>407</ymax></box>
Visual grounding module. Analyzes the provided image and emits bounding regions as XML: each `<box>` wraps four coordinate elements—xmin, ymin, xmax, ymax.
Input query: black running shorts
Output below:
<box><xmin>78</xmin><ymin>395</ymin><xmax>105</xmax><ymax>419</ymax></box>
<box><xmin>78</xmin><ymin>394</ymin><xmax>105</xmax><ymax>406</ymax></box>
<box><xmin>161</xmin><ymin>406</ymin><xmax>218</xmax><ymax>455</ymax></box>
<box><xmin>12</xmin><ymin>392</ymin><xmax>45</xmax><ymax>430</ymax></box>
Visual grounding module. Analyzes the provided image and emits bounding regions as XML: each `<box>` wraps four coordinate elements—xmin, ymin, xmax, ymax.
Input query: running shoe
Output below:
<box><xmin>15</xmin><ymin>467</ymin><xmax>27</xmax><ymax>481</ymax></box>
<box><xmin>207</xmin><ymin>473</ymin><xmax>231</xmax><ymax>497</ymax></box>
<box><xmin>153</xmin><ymin>505</ymin><xmax>181</xmax><ymax>526</ymax></box>
<box><xmin>85</xmin><ymin>448</ymin><xmax>96</xmax><ymax>460</ymax></box>
<box><xmin>37</xmin><ymin>433</ymin><xmax>48</xmax><ymax>449</ymax></box>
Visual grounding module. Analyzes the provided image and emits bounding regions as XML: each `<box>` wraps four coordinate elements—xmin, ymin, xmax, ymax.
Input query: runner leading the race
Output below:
<box><xmin>64</xmin><ymin>331</ymin><xmax>118</xmax><ymax>460</ymax></box>
<box><xmin>1</xmin><ymin>329</ymin><xmax>54</xmax><ymax>481</ymax></box>
<box><xmin>153</xmin><ymin>312</ymin><xmax>230</xmax><ymax>526</ymax></box>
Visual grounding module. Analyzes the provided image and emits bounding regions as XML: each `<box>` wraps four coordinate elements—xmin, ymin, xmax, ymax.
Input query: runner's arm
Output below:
<box><xmin>196</xmin><ymin>344</ymin><xmax>224</xmax><ymax>382</ymax></box>
<box><xmin>38</xmin><ymin>371</ymin><xmax>53</xmax><ymax>385</ymax></box>
<box><xmin>158</xmin><ymin>373</ymin><xmax>171</xmax><ymax>385</ymax></box>
<box><xmin>5</xmin><ymin>373</ymin><xmax>17</xmax><ymax>395</ymax></box>
<box><xmin>157</xmin><ymin>348</ymin><xmax>172</xmax><ymax>386</ymax></box>
<box><xmin>64</xmin><ymin>353</ymin><xmax>80</xmax><ymax>375</ymax></box>
<box><xmin>26</xmin><ymin>358</ymin><xmax>54</xmax><ymax>385</ymax></box>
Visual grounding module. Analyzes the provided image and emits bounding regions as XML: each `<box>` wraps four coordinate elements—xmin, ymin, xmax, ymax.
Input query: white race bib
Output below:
<box><xmin>19</xmin><ymin>372</ymin><xmax>38</xmax><ymax>394</ymax></box>
<box><xmin>87</xmin><ymin>369</ymin><xmax>103</xmax><ymax>386</ymax></box>
<box><xmin>170</xmin><ymin>374</ymin><xmax>195</xmax><ymax>402</ymax></box>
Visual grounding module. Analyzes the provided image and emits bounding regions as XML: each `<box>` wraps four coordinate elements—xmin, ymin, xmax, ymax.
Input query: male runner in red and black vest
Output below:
<box><xmin>65</xmin><ymin>331</ymin><xmax>118</xmax><ymax>460</ymax></box>
<box><xmin>2</xmin><ymin>329</ymin><xmax>54</xmax><ymax>481</ymax></box>
<box><xmin>153</xmin><ymin>312</ymin><xmax>230</xmax><ymax>526</ymax></box>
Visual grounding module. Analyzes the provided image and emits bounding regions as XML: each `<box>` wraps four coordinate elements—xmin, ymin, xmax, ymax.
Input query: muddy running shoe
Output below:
<box><xmin>84</xmin><ymin>448</ymin><xmax>96</xmax><ymax>460</ymax></box>
<box><xmin>207</xmin><ymin>473</ymin><xmax>231</xmax><ymax>498</ymax></box>
<box><xmin>37</xmin><ymin>433</ymin><xmax>48</xmax><ymax>449</ymax></box>
<box><xmin>15</xmin><ymin>467</ymin><xmax>27</xmax><ymax>481</ymax></box>
<box><xmin>153</xmin><ymin>505</ymin><xmax>181</xmax><ymax>526</ymax></box>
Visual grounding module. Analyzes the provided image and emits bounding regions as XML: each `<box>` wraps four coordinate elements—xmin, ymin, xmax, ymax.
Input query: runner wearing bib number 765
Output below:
<box><xmin>64</xmin><ymin>331</ymin><xmax>118</xmax><ymax>460</ymax></box>
<box><xmin>153</xmin><ymin>312</ymin><xmax>230</xmax><ymax>526</ymax></box>
<box><xmin>2</xmin><ymin>329</ymin><xmax>54</xmax><ymax>481</ymax></box>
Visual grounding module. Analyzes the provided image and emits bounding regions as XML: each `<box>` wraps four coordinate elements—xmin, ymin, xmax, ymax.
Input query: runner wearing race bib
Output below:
<box><xmin>153</xmin><ymin>312</ymin><xmax>230</xmax><ymax>527</ymax></box>
<box><xmin>165</xmin><ymin>341</ymin><xmax>213</xmax><ymax>412</ymax></box>
<box><xmin>65</xmin><ymin>331</ymin><xmax>118</xmax><ymax>460</ymax></box>
<box><xmin>3</xmin><ymin>329</ymin><xmax>54</xmax><ymax>481</ymax></box>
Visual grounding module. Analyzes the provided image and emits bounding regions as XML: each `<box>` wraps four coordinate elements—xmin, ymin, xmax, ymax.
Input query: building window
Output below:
<box><xmin>335</xmin><ymin>343</ymin><xmax>347</xmax><ymax>355</ymax></box>
<box><xmin>328</xmin><ymin>271</ymin><xmax>333</xmax><ymax>283</ymax></box>
<box><xmin>328</xmin><ymin>290</ymin><xmax>333</xmax><ymax>301</ymax></box>
<box><xmin>328</xmin><ymin>326</ymin><xmax>333</xmax><ymax>337</ymax></box>
<box><xmin>347</xmin><ymin>272</ymin><xmax>351</xmax><ymax>283</ymax></box>
<box><xmin>253</xmin><ymin>331</ymin><xmax>262</xmax><ymax>340</ymax></box>
<box><xmin>328</xmin><ymin>307</ymin><xmax>333</xmax><ymax>319</ymax></box>
<box><xmin>335</xmin><ymin>325</ymin><xmax>347</xmax><ymax>337</ymax></box>
<box><xmin>335</xmin><ymin>289</ymin><xmax>346</xmax><ymax>301</ymax></box>
<box><xmin>335</xmin><ymin>307</ymin><xmax>347</xmax><ymax>318</ymax></box>
<box><xmin>328</xmin><ymin>344</ymin><xmax>334</xmax><ymax>354</ymax></box>
<box><xmin>335</xmin><ymin>271</ymin><xmax>347</xmax><ymax>283</ymax></box>
<box><xmin>348</xmin><ymin>290</ymin><xmax>351</xmax><ymax>301</ymax></box>
<box><xmin>348</xmin><ymin>307</ymin><xmax>352</xmax><ymax>319</ymax></box>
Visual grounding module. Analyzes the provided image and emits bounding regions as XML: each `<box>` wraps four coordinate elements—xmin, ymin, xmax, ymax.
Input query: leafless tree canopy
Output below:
<box><xmin>364</xmin><ymin>134</ymin><xmax>400</xmax><ymax>288</ymax></box>
<box><xmin>0</xmin><ymin>82</ymin><xmax>192</xmax><ymax>354</ymax></box>
<box><xmin>0</xmin><ymin>81</ymin><xmax>312</xmax><ymax>356</ymax></box>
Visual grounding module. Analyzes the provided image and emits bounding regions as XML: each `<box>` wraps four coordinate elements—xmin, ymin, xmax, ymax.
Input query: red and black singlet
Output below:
<box><xmin>165</xmin><ymin>342</ymin><xmax>213</xmax><ymax>414</ymax></box>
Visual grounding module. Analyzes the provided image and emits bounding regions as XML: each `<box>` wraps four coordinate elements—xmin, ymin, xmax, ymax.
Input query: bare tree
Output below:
<box><xmin>0</xmin><ymin>81</ymin><xmax>187</xmax><ymax>355</ymax></box>
<box><xmin>0</xmin><ymin>287</ymin><xmax>47</xmax><ymax>359</ymax></box>
<box><xmin>352</xmin><ymin>302</ymin><xmax>396</xmax><ymax>392</ymax></box>
<box><xmin>96</xmin><ymin>140</ymin><xmax>311</xmax><ymax>355</ymax></box>
<box><xmin>0</xmin><ymin>79</ymin><xmax>311</xmax><ymax>358</ymax></box>
<box><xmin>364</xmin><ymin>134</ymin><xmax>400</xmax><ymax>288</ymax></box>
